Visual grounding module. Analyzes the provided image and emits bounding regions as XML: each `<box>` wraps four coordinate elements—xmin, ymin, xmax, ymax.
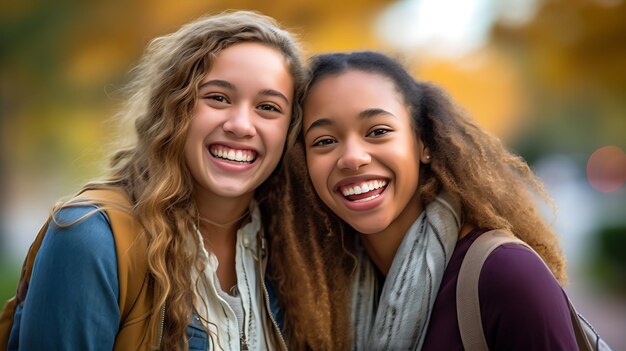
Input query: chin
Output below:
<box><xmin>346</xmin><ymin>220</ymin><xmax>388</xmax><ymax>235</ymax></box>
<box><xmin>210</xmin><ymin>185</ymin><xmax>252</xmax><ymax>198</ymax></box>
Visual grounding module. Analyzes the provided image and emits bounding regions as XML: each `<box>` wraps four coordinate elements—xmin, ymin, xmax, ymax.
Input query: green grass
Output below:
<box><xmin>0</xmin><ymin>263</ymin><xmax>20</xmax><ymax>305</ymax></box>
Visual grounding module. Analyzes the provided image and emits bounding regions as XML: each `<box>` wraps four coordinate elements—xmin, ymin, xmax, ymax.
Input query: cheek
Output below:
<box><xmin>187</xmin><ymin>113</ymin><xmax>213</xmax><ymax>137</ymax></box>
<box><xmin>279</xmin><ymin>117</ymin><xmax>291</xmax><ymax>139</ymax></box>
<box><xmin>262</xmin><ymin>118</ymin><xmax>290</xmax><ymax>145</ymax></box>
<box><xmin>396</xmin><ymin>150</ymin><xmax>420</xmax><ymax>178</ymax></box>
<box><xmin>182</xmin><ymin>142</ymin><xmax>200</xmax><ymax>184</ymax></box>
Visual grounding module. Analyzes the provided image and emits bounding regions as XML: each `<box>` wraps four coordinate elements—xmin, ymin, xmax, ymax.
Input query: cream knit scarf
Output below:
<box><xmin>351</xmin><ymin>193</ymin><xmax>462</xmax><ymax>350</ymax></box>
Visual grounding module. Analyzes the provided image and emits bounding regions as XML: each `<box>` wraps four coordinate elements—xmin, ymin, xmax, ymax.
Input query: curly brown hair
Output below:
<box><xmin>57</xmin><ymin>10</ymin><xmax>306</xmax><ymax>350</ymax></box>
<box><xmin>268</xmin><ymin>51</ymin><xmax>567</xmax><ymax>349</ymax></box>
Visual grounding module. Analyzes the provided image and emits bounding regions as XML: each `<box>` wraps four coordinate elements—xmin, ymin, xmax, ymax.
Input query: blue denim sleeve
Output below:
<box><xmin>264</xmin><ymin>275</ymin><xmax>284</xmax><ymax>332</ymax></box>
<box><xmin>11</xmin><ymin>206</ymin><xmax>120</xmax><ymax>351</ymax></box>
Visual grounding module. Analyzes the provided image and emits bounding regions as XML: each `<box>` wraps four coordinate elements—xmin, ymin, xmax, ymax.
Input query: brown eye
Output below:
<box><xmin>312</xmin><ymin>138</ymin><xmax>336</xmax><ymax>147</ymax></box>
<box><xmin>367</xmin><ymin>128</ymin><xmax>391</xmax><ymax>137</ymax></box>
<box><xmin>204</xmin><ymin>94</ymin><xmax>229</xmax><ymax>103</ymax></box>
<box><xmin>258</xmin><ymin>103</ymin><xmax>281</xmax><ymax>113</ymax></box>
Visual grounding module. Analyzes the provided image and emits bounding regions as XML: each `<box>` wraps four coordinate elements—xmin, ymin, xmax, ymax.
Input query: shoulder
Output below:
<box><xmin>42</xmin><ymin>205</ymin><xmax>116</xmax><ymax>264</ymax></box>
<box><xmin>480</xmin><ymin>243</ymin><xmax>558</xmax><ymax>295</ymax></box>
<box><xmin>480</xmin><ymin>243</ymin><xmax>558</xmax><ymax>286</ymax></box>
<box><xmin>67</xmin><ymin>187</ymin><xmax>146</xmax><ymax>253</ymax></box>
<box><xmin>17</xmin><ymin>205</ymin><xmax>121</xmax><ymax>350</ymax></box>
<box><xmin>49</xmin><ymin>205</ymin><xmax>112</xmax><ymax>243</ymax></box>
<box><xmin>478</xmin><ymin>242</ymin><xmax>577</xmax><ymax>349</ymax></box>
<box><xmin>479</xmin><ymin>243</ymin><xmax>565</xmax><ymax>314</ymax></box>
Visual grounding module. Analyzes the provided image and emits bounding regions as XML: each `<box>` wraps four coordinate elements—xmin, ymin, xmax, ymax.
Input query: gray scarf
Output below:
<box><xmin>351</xmin><ymin>194</ymin><xmax>462</xmax><ymax>350</ymax></box>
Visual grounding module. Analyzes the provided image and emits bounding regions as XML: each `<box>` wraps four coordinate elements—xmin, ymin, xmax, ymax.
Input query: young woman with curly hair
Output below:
<box><xmin>272</xmin><ymin>51</ymin><xmax>582</xmax><ymax>350</ymax></box>
<box><xmin>1</xmin><ymin>10</ymin><xmax>308</xmax><ymax>351</ymax></box>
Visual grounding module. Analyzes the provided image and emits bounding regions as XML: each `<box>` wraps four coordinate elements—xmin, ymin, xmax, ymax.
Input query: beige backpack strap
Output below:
<box><xmin>76</xmin><ymin>189</ymin><xmax>147</xmax><ymax>322</ymax></box>
<box><xmin>75</xmin><ymin>188</ymin><xmax>162</xmax><ymax>350</ymax></box>
<box><xmin>567</xmin><ymin>298</ymin><xmax>596</xmax><ymax>351</ymax></box>
<box><xmin>456</xmin><ymin>229</ymin><xmax>525</xmax><ymax>351</ymax></box>
<box><xmin>1</xmin><ymin>187</ymin><xmax>160</xmax><ymax>351</ymax></box>
<box><xmin>457</xmin><ymin>230</ymin><xmax>603</xmax><ymax>351</ymax></box>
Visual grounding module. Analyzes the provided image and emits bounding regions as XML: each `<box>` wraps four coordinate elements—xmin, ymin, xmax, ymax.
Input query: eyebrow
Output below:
<box><xmin>199</xmin><ymin>79</ymin><xmax>235</xmax><ymax>90</ymax></box>
<box><xmin>259</xmin><ymin>89</ymin><xmax>290</xmax><ymax>105</ymax></box>
<box><xmin>199</xmin><ymin>80</ymin><xmax>290</xmax><ymax>105</ymax></box>
<box><xmin>304</xmin><ymin>108</ymin><xmax>395</xmax><ymax>136</ymax></box>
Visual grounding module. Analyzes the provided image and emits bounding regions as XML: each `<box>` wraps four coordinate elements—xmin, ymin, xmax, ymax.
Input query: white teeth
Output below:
<box><xmin>341</xmin><ymin>180</ymin><xmax>387</xmax><ymax>197</ymax></box>
<box><xmin>354</xmin><ymin>194</ymin><xmax>380</xmax><ymax>203</ymax></box>
<box><xmin>209</xmin><ymin>146</ymin><xmax>255</xmax><ymax>163</ymax></box>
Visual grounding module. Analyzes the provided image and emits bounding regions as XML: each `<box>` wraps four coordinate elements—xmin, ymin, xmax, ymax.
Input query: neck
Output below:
<box><xmin>193</xmin><ymin>188</ymin><xmax>253</xmax><ymax>292</ymax></box>
<box><xmin>360</xmin><ymin>231</ymin><xmax>404</xmax><ymax>277</ymax></box>
<box><xmin>360</xmin><ymin>217</ymin><xmax>417</xmax><ymax>277</ymax></box>
<box><xmin>359</xmin><ymin>200</ymin><xmax>424</xmax><ymax>276</ymax></box>
<box><xmin>194</xmin><ymin>187</ymin><xmax>253</xmax><ymax>239</ymax></box>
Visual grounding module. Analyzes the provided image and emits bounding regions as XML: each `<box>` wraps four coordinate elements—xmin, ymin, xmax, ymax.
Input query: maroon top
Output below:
<box><xmin>421</xmin><ymin>229</ymin><xmax>578</xmax><ymax>350</ymax></box>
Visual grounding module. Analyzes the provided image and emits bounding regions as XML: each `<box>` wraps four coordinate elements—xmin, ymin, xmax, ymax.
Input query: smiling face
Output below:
<box><xmin>303</xmin><ymin>70</ymin><xmax>430</xmax><ymax>236</ymax></box>
<box><xmin>184</xmin><ymin>42</ymin><xmax>293</xmax><ymax>205</ymax></box>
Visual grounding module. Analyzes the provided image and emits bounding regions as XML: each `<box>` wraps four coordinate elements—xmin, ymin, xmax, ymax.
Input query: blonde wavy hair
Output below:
<box><xmin>56</xmin><ymin>10</ymin><xmax>305</xmax><ymax>350</ymax></box>
<box><xmin>268</xmin><ymin>51</ymin><xmax>568</xmax><ymax>349</ymax></box>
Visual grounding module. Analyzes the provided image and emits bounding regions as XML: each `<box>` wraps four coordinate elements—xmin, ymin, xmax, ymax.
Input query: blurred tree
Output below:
<box><xmin>591</xmin><ymin>224</ymin><xmax>626</xmax><ymax>296</ymax></box>
<box><xmin>491</xmin><ymin>0</ymin><xmax>626</xmax><ymax>159</ymax></box>
<box><xmin>414</xmin><ymin>48</ymin><xmax>527</xmax><ymax>140</ymax></box>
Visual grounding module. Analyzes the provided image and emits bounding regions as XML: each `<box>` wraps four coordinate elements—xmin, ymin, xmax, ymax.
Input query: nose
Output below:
<box><xmin>337</xmin><ymin>138</ymin><xmax>371</xmax><ymax>171</ymax></box>
<box><xmin>222</xmin><ymin>106</ymin><xmax>257</xmax><ymax>138</ymax></box>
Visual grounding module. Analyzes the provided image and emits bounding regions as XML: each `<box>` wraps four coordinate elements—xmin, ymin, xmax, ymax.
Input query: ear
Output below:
<box><xmin>419</xmin><ymin>140</ymin><xmax>431</xmax><ymax>164</ymax></box>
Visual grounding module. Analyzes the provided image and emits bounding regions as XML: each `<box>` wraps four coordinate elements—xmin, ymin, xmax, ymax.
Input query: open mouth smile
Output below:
<box><xmin>209</xmin><ymin>144</ymin><xmax>257</xmax><ymax>164</ymax></box>
<box><xmin>337</xmin><ymin>179</ymin><xmax>388</xmax><ymax>203</ymax></box>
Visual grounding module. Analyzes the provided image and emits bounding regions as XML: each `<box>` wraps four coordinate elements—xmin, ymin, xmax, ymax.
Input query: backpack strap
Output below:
<box><xmin>456</xmin><ymin>229</ymin><xmax>520</xmax><ymax>351</ymax></box>
<box><xmin>72</xmin><ymin>188</ymin><xmax>147</xmax><ymax>323</ymax></box>
<box><xmin>1</xmin><ymin>187</ymin><xmax>162</xmax><ymax>350</ymax></box>
<box><xmin>72</xmin><ymin>188</ymin><xmax>163</xmax><ymax>350</ymax></box>
<box><xmin>457</xmin><ymin>229</ymin><xmax>599</xmax><ymax>351</ymax></box>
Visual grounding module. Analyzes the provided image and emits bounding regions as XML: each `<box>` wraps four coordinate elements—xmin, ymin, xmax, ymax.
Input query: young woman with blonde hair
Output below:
<box><xmin>1</xmin><ymin>10</ymin><xmax>307</xmax><ymax>350</ymax></box>
<box><xmin>273</xmin><ymin>51</ymin><xmax>593</xmax><ymax>350</ymax></box>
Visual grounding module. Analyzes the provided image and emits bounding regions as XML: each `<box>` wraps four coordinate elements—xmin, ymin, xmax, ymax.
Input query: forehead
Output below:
<box><xmin>303</xmin><ymin>70</ymin><xmax>406</xmax><ymax>126</ymax></box>
<box><xmin>202</xmin><ymin>42</ymin><xmax>293</xmax><ymax>91</ymax></box>
<box><xmin>211</xmin><ymin>41</ymin><xmax>286</xmax><ymax>68</ymax></box>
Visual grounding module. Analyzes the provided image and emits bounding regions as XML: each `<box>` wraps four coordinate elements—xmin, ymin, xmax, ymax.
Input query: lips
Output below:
<box><xmin>337</xmin><ymin>179</ymin><xmax>388</xmax><ymax>202</ymax></box>
<box><xmin>209</xmin><ymin>144</ymin><xmax>257</xmax><ymax>163</ymax></box>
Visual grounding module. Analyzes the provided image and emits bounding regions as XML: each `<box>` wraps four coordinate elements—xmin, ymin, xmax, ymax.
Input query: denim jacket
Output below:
<box><xmin>7</xmin><ymin>202</ymin><xmax>285</xmax><ymax>350</ymax></box>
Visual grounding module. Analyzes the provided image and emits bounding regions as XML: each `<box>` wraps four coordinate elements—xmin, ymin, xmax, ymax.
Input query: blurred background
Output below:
<box><xmin>1</xmin><ymin>0</ymin><xmax>625</xmax><ymax>346</ymax></box>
